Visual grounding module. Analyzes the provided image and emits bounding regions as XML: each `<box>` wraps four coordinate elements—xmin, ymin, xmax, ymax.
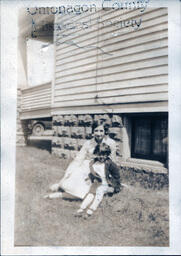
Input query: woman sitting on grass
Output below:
<box><xmin>44</xmin><ymin>120</ymin><xmax>118</xmax><ymax>202</ymax></box>
<box><xmin>75</xmin><ymin>143</ymin><xmax>121</xmax><ymax>218</ymax></box>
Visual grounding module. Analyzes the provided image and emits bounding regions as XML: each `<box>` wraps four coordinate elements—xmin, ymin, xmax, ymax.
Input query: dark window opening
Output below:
<box><xmin>131</xmin><ymin>115</ymin><xmax>168</xmax><ymax>163</ymax></box>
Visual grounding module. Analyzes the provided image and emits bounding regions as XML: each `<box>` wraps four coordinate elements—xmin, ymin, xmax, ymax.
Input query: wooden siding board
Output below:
<box><xmin>21</xmin><ymin>83</ymin><xmax>51</xmax><ymax>93</ymax></box>
<box><xmin>55</xmin><ymin>77</ymin><xmax>97</xmax><ymax>88</ymax></box>
<box><xmin>56</xmin><ymin>55</ymin><xmax>97</xmax><ymax>71</ymax></box>
<box><xmin>55</xmin><ymin>63</ymin><xmax>97</xmax><ymax>79</ymax></box>
<box><xmin>22</xmin><ymin>93</ymin><xmax>51</xmax><ymax>101</ymax></box>
<box><xmin>22</xmin><ymin>88</ymin><xmax>51</xmax><ymax>97</ymax></box>
<box><xmin>22</xmin><ymin>98</ymin><xmax>51</xmax><ymax>105</ymax></box>
<box><xmin>22</xmin><ymin>101</ymin><xmax>51</xmax><ymax>107</ymax></box>
<box><xmin>55</xmin><ymin>70</ymin><xmax>97</xmax><ymax>82</ymax></box>
<box><xmin>20</xmin><ymin>108</ymin><xmax>51</xmax><ymax>120</ymax></box>
<box><xmin>22</xmin><ymin>104</ymin><xmax>51</xmax><ymax>110</ymax></box>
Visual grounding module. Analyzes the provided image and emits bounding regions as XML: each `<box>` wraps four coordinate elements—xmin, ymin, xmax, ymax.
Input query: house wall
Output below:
<box><xmin>52</xmin><ymin>7</ymin><xmax>168</xmax><ymax>114</ymax></box>
<box><xmin>51</xmin><ymin>8</ymin><xmax>168</xmax><ymax>164</ymax></box>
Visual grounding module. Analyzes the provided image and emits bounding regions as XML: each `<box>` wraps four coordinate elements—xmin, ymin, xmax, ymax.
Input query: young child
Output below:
<box><xmin>75</xmin><ymin>143</ymin><xmax>121</xmax><ymax>217</ymax></box>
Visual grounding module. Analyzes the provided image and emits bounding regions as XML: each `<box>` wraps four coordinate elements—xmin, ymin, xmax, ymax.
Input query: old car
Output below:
<box><xmin>28</xmin><ymin>119</ymin><xmax>52</xmax><ymax>136</ymax></box>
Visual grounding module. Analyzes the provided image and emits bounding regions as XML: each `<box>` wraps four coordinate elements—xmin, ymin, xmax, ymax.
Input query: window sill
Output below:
<box><xmin>117</xmin><ymin>157</ymin><xmax>168</xmax><ymax>174</ymax></box>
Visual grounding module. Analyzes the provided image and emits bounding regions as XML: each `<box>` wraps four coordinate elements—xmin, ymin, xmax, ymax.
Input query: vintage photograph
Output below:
<box><xmin>15</xmin><ymin>2</ymin><xmax>169</xmax><ymax>247</ymax></box>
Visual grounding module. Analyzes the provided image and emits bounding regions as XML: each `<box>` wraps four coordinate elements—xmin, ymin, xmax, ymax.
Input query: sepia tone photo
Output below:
<box><xmin>15</xmin><ymin>2</ymin><xmax>169</xmax><ymax>247</ymax></box>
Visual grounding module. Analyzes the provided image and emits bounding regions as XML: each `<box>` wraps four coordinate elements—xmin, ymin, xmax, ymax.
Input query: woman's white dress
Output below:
<box><xmin>58</xmin><ymin>137</ymin><xmax>117</xmax><ymax>199</ymax></box>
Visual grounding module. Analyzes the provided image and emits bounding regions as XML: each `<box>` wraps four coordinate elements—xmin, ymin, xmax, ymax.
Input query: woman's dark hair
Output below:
<box><xmin>92</xmin><ymin>120</ymin><xmax>110</xmax><ymax>135</ymax></box>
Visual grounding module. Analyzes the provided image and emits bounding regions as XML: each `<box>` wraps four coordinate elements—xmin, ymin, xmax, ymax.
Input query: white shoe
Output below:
<box><xmin>86</xmin><ymin>209</ymin><xmax>93</xmax><ymax>216</ymax></box>
<box><xmin>83</xmin><ymin>209</ymin><xmax>94</xmax><ymax>219</ymax></box>
<box><xmin>43</xmin><ymin>194</ymin><xmax>49</xmax><ymax>199</ymax></box>
<box><xmin>74</xmin><ymin>208</ymin><xmax>84</xmax><ymax>217</ymax></box>
<box><xmin>44</xmin><ymin>192</ymin><xmax>63</xmax><ymax>199</ymax></box>
<box><xmin>49</xmin><ymin>183</ymin><xmax>60</xmax><ymax>192</ymax></box>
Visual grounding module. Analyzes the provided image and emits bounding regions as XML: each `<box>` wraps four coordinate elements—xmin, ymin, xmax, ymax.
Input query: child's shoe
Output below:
<box><xmin>83</xmin><ymin>209</ymin><xmax>94</xmax><ymax>219</ymax></box>
<box><xmin>74</xmin><ymin>208</ymin><xmax>84</xmax><ymax>217</ymax></box>
<box><xmin>87</xmin><ymin>209</ymin><xmax>93</xmax><ymax>216</ymax></box>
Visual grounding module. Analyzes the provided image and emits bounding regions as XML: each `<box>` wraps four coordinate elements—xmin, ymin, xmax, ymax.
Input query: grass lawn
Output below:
<box><xmin>15</xmin><ymin>145</ymin><xmax>169</xmax><ymax>246</ymax></box>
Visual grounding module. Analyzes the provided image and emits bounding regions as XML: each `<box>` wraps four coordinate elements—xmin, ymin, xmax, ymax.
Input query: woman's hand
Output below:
<box><xmin>85</xmin><ymin>152</ymin><xmax>96</xmax><ymax>160</ymax></box>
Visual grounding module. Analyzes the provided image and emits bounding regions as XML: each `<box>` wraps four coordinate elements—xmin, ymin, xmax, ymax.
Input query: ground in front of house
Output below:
<box><xmin>15</xmin><ymin>145</ymin><xmax>169</xmax><ymax>246</ymax></box>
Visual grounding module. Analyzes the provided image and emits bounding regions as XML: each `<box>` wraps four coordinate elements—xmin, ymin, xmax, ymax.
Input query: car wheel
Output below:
<box><xmin>32</xmin><ymin>123</ymin><xmax>45</xmax><ymax>136</ymax></box>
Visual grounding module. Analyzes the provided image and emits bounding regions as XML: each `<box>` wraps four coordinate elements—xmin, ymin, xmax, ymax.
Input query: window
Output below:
<box><xmin>131</xmin><ymin>115</ymin><xmax>168</xmax><ymax>162</ymax></box>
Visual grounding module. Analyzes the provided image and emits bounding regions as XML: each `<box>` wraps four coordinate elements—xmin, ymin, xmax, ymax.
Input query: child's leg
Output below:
<box><xmin>88</xmin><ymin>185</ymin><xmax>106</xmax><ymax>211</ymax></box>
<box><xmin>80</xmin><ymin>193</ymin><xmax>94</xmax><ymax>210</ymax></box>
<box><xmin>75</xmin><ymin>193</ymin><xmax>94</xmax><ymax>216</ymax></box>
<box><xmin>88</xmin><ymin>185</ymin><xmax>114</xmax><ymax>212</ymax></box>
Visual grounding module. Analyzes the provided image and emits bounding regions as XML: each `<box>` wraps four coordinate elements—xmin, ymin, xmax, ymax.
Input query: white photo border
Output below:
<box><xmin>1</xmin><ymin>0</ymin><xmax>181</xmax><ymax>255</ymax></box>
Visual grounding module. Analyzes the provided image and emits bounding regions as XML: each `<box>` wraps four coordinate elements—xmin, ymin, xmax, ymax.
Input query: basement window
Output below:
<box><xmin>131</xmin><ymin>115</ymin><xmax>168</xmax><ymax>163</ymax></box>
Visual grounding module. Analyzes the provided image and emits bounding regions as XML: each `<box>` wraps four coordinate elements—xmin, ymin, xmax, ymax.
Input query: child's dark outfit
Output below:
<box><xmin>77</xmin><ymin>143</ymin><xmax>121</xmax><ymax>216</ymax></box>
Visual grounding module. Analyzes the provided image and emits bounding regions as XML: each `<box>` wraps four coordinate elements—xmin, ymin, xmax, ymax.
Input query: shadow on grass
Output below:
<box><xmin>27</xmin><ymin>140</ymin><xmax>52</xmax><ymax>153</ymax></box>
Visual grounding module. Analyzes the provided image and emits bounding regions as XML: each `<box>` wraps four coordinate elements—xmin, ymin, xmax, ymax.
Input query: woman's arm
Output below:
<box><xmin>73</xmin><ymin>141</ymin><xmax>89</xmax><ymax>164</ymax></box>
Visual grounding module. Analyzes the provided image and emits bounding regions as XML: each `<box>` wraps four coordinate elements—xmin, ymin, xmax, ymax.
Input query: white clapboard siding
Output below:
<box><xmin>22</xmin><ymin>89</ymin><xmax>51</xmax><ymax>99</ymax></box>
<box><xmin>55</xmin><ymin>9</ymin><xmax>167</xmax><ymax>59</ymax></box>
<box><xmin>56</xmin><ymin>8</ymin><xmax>167</xmax><ymax>55</ymax></box>
<box><xmin>55</xmin><ymin>65</ymin><xmax>168</xmax><ymax>86</ymax></box>
<box><xmin>53</xmin><ymin>8</ymin><xmax>168</xmax><ymax>113</ymax></box>
<box><xmin>55</xmin><ymin>75</ymin><xmax>168</xmax><ymax>96</ymax></box>
<box><xmin>53</xmin><ymin>92</ymin><xmax>168</xmax><ymax>107</ymax></box>
<box><xmin>21</xmin><ymin>83</ymin><xmax>51</xmax><ymax>111</ymax></box>
<box><xmin>54</xmin><ymin>84</ymin><xmax>168</xmax><ymax>102</ymax></box>
<box><xmin>56</xmin><ymin>50</ymin><xmax>167</xmax><ymax>78</ymax></box>
<box><xmin>55</xmin><ymin>38</ymin><xmax>167</xmax><ymax>74</ymax></box>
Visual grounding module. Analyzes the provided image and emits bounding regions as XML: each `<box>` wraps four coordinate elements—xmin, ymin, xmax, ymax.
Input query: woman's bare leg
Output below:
<box><xmin>44</xmin><ymin>192</ymin><xmax>79</xmax><ymax>200</ymax></box>
<box><xmin>44</xmin><ymin>192</ymin><xmax>63</xmax><ymax>199</ymax></box>
<box><xmin>62</xmin><ymin>192</ymin><xmax>79</xmax><ymax>200</ymax></box>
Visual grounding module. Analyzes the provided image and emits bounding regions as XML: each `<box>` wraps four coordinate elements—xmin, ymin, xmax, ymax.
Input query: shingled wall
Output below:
<box><xmin>51</xmin><ymin>113</ymin><xmax>125</xmax><ymax>161</ymax></box>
